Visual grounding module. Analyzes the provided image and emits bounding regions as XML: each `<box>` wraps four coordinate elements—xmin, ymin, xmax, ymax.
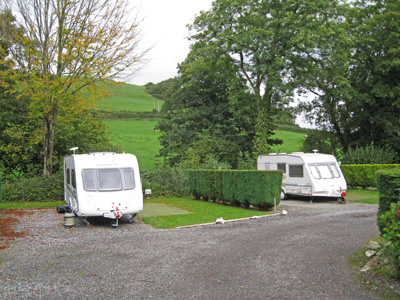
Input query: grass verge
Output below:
<box><xmin>137</xmin><ymin>197</ymin><xmax>276</xmax><ymax>229</ymax></box>
<box><xmin>0</xmin><ymin>201</ymin><xmax>65</xmax><ymax>209</ymax></box>
<box><xmin>346</xmin><ymin>189</ymin><xmax>379</xmax><ymax>204</ymax></box>
<box><xmin>348</xmin><ymin>237</ymin><xmax>400</xmax><ymax>299</ymax></box>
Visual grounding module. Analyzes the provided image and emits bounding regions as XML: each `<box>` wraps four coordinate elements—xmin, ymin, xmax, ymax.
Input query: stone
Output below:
<box><xmin>368</xmin><ymin>240</ymin><xmax>381</xmax><ymax>250</ymax></box>
<box><xmin>365</xmin><ymin>250</ymin><xmax>376</xmax><ymax>258</ymax></box>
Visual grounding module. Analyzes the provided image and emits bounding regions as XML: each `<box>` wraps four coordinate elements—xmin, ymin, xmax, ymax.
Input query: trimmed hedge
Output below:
<box><xmin>1</xmin><ymin>173</ymin><xmax>64</xmax><ymax>202</ymax></box>
<box><xmin>341</xmin><ymin>164</ymin><xmax>400</xmax><ymax>188</ymax></box>
<box><xmin>189</xmin><ymin>170</ymin><xmax>282</xmax><ymax>210</ymax></box>
<box><xmin>377</xmin><ymin>169</ymin><xmax>400</xmax><ymax>235</ymax></box>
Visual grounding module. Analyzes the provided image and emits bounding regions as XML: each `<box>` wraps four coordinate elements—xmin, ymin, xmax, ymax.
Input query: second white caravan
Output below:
<box><xmin>257</xmin><ymin>152</ymin><xmax>347</xmax><ymax>201</ymax></box>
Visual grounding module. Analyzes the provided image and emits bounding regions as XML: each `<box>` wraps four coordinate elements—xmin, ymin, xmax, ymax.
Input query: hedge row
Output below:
<box><xmin>341</xmin><ymin>164</ymin><xmax>400</xmax><ymax>188</ymax></box>
<box><xmin>189</xmin><ymin>170</ymin><xmax>282</xmax><ymax>210</ymax></box>
<box><xmin>376</xmin><ymin>169</ymin><xmax>400</xmax><ymax>234</ymax></box>
<box><xmin>1</xmin><ymin>173</ymin><xmax>64</xmax><ymax>202</ymax></box>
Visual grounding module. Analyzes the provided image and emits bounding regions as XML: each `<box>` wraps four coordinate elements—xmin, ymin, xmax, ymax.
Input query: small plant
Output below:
<box><xmin>380</xmin><ymin>203</ymin><xmax>400</xmax><ymax>279</ymax></box>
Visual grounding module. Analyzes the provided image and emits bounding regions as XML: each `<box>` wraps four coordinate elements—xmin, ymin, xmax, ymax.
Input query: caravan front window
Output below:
<box><xmin>319</xmin><ymin>164</ymin><xmax>334</xmax><ymax>179</ymax></box>
<box><xmin>82</xmin><ymin>168</ymin><xmax>135</xmax><ymax>192</ymax></box>
<box><xmin>98</xmin><ymin>169</ymin><xmax>122</xmax><ymax>191</ymax></box>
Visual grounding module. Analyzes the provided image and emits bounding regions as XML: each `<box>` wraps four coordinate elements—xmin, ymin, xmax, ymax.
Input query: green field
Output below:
<box><xmin>98</xmin><ymin>83</ymin><xmax>163</xmax><ymax>112</ymax></box>
<box><xmin>104</xmin><ymin>119</ymin><xmax>163</xmax><ymax>170</ymax></box>
<box><xmin>101</xmin><ymin>83</ymin><xmax>307</xmax><ymax>169</ymax></box>
<box><xmin>270</xmin><ymin>130</ymin><xmax>306</xmax><ymax>154</ymax></box>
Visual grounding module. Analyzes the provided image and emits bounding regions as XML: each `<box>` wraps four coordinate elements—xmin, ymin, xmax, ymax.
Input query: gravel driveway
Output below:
<box><xmin>0</xmin><ymin>200</ymin><xmax>384</xmax><ymax>299</ymax></box>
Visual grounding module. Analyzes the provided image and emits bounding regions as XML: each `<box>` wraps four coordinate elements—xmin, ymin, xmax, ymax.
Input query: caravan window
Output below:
<box><xmin>82</xmin><ymin>170</ymin><xmax>97</xmax><ymax>191</ymax></box>
<box><xmin>82</xmin><ymin>168</ymin><xmax>135</xmax><ymax>192</ymax></box>
<box><xmin>318</xmin><ymin>164</ymin><xmax>334</xmax><ymax>179</ymax></box>
<box><xmin>71</xmin><ymin>169</ymin><xmax>76</xmax><ymax>189</ymax></box>
<box><xmin>122</xmin><ymin>168</ymin><xmax>135</xmax><ymax>189</ymax></box>
<box><xmin>309</xmin><ymin>165</ymin><xmax>320</xmax><ymax>179</ymax></box>
<box><xmin>330</xmin><ymin>164</ymin><xmax>341</xmax><ymax>178</ymax></box>
<box><xmin>289</xmin><ymin>165</ymin><xmax>303</xmax><ymax>177</ymax></box>
<box><xmin>98</xmin><ymin>169</ymin><xmax>122</xmax><ymax>191</ymax></box>
<box><xmin>277</xmin><ymin>163</ymin><xmax>286</xmax><ymax>173</ymax></box>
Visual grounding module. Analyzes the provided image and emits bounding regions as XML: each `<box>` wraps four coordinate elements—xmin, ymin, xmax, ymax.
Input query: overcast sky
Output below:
<box><xmin>130</xmin><ymin>0</ymin><xmax>213</xmax><ymax>86</ymax></box>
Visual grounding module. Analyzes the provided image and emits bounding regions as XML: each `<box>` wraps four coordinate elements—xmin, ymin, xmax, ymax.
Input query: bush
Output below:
<box><xmin>379</xmin><ymin>203</ymin><xmax>400</xmax><ymax>279</ymax></box>
<box><xmin>377</xmin><ymin>169</ymin><xmax>400</xmax><ymax>234</ymax></box>
<box><xmin>2</xmin><ymin>173</ymin><xmax>64</xmax><ymax>202</ymax></box>
<box><xmin>342</xmin><ymin>142</ymin><xmax>396</xmax><ymax>164</ymax></box>
<box><xmin>141</xmin><ymin>165</ymin><xmax>190</xmax><ymax>197</ymax></box>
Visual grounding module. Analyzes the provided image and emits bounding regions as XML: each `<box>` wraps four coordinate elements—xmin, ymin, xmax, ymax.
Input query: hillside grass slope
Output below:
<box><xmin>102</xmin><ymin>83</ymin><xmax>307</xmax><ymax>169</ymax></box>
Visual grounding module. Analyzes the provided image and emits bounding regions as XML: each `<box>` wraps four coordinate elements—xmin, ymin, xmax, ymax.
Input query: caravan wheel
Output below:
<box><xmin>281</xmin><ymin>190</ymin><xmax>288</xmax><ymax>200</ymax></box>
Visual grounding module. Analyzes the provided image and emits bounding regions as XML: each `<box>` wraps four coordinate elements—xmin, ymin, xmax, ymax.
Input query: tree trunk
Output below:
<box><xmin>43</xmin><ymin>110</ymin><xmax>57</xmax><ymax>177</ymax></box>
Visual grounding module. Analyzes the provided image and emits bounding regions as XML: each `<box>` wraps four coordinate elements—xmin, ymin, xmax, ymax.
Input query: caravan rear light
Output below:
<box><xmin>342</xmin><ymin>191</ymin><xmax>347</xmax><ymax>197</ymax></box>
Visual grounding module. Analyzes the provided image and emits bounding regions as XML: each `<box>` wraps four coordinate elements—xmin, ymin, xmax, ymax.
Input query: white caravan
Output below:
<box><xmin>257</xmin><ymin>152</ymin><xmax>347</xmax><ymax>201</ymax></box>
<box><xmin>63</xmin><ymin>150</ymin><xmax>143</xmax><ymax>226</ymax></box>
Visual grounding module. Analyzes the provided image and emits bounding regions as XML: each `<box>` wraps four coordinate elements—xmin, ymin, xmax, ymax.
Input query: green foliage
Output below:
<box><xmin>1</xmin><ymin>172</ymin><xmax>64</xmax><ymax>202</ymax></box>
<box><xmin>300</xmin><ymin>1</ymin><xmax>400</xmax><ymax>161</ymax></box>
<box><xmin>158</xmin><ymin>40</ymin><xmax>250</xmax><ymax>167</ymax></box>
<box><xmin>376</xmin><ymin>169</ymin><xmax>400</xmax><ymax>234</ymax></box>
<box><xmin>302</xmin><ymin>130</ymin><xmax>344</xmax><ymax>160</ymax></box>
<box><xmin>380</xmin><ymin>203</ymin><xmax>400</xmax><ymax>278</ymax></box>
<box><xmin>191</xmin><ymin>0</ymin><xmax>343</xmax><ymax>153</ymax></box>
<box><xmin>342</xmin><ymin>142</ymin><xmax>397</xmax><ymax>164</ymax></box>
<box><xmin>341</xmin><ymin>164</ymin><xmax>400</xmax><ymax>188</ymax></box>
<box><xmin>189</xmin><ymin>170</ymin><xmax>282</xmax><ymax>210</ymax></box>
<box><xmin>144</xmin><ymin>78</ymin><xmax>175</xmax><ymax>101</ymax></box>
<box><xmin>141</xmin><ymin>165</ymin><xmax>190</xmax><ymax>198</ymax></box>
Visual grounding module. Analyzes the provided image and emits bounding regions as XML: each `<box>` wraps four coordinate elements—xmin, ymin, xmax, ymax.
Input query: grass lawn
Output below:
<box><xmin>137</xmin><ymin>197</ymin><xmax>275</xmax><ymax>229</ymax></box>
<box><xmin>346</xmin><ymin>189</ymin><xmax>379</xmax><ymax>204</ymax></box>
<box><xmin>98</xmin><ymin>83</ymin><xmax>163</xmax><ymax>112</ymax></box>
<box><xmin>270</xmin><ymin>130</ymin><xmax>306</xmax><ymax>154</ymax></box>
<box><xmin>104</xmin><ymin>119</ymin><xmax>163</xmax><ymax>170</ymax></box>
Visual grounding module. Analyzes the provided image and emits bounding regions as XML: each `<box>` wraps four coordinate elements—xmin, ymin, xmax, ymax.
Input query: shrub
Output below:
<box><xmin>377</xmin><ymin>169</ymin><xmax>400</xmax><ymax>234</ymax></box>
<box><xmin>2</xmin><ymin>173</ymin><xmax>64</xmax><ymax>202</ymax></box>
<box><xmin>379</xmin><ymin>203</ymin><xmax>400</xmax><ymax>279</ymax></box>
<box><xmin>141</xmin><ymin>165</ymin><xmax>190</xmax><ymax>197</ymax></box>
<box><xmin>342</xmin><ymin>142</ymin><xmax>396</xmax><ymax>164</ymax></box>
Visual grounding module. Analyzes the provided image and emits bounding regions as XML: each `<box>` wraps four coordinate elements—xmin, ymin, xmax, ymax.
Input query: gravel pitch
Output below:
<box><xmin>0</xmin><ymin>200</ymin><xmax>386</xmax><ymax>299</ymax></box>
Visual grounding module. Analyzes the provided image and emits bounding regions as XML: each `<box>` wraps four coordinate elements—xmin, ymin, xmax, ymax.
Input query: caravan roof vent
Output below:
<box><xmin>89</xmin><ymin>152</ymin><xmax>117</xmax><ymax>156</ymax></box>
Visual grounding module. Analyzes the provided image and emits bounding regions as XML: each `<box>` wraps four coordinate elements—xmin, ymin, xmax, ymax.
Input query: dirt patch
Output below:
<box><xmin>0</xmin><ymin>209</ymin><xmax>28</xmax><ymax>250</ymax></box>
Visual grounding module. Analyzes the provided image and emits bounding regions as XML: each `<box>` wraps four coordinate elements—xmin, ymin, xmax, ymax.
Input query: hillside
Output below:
<box><xmin>101</xmin><ymin>83</ymin><xmax>308</xmax><ymax>169</ymax></box>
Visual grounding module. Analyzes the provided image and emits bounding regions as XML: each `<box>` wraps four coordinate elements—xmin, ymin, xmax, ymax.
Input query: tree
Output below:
<box><xmin>4</xmin><ymin>0</ymin><xmax>147</xmax><ymax>176</ymax></box>
<box><xmin>299</xmin><ymin>0</ymin><xmax>400</xmax><ymax>160</ymax></box>
<box><xmin>158</xmin><ymin>40</ymin><xmax>251</xmax><ymax>167</ymax></box>
<box><xmin>0</xmin><ymin>8</ymin><xmax>42</xmax><ymax>178</ymax></box>
<box><xmin>190</xmin><ymin>0</ymin><xmax>344</xmax><ymax>154</ymax></box>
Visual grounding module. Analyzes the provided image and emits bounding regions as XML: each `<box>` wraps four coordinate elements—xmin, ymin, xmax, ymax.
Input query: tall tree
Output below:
<box><xmin>158</xmin><ymin>40</ymin><xmax>251</xmax><ymax>167</ymax></box>
<box><xmin>300</xmin><ymin>0</ymin><xmax>400</xmax><ymax>159</ymax></box>
<box><xmin>3</xmin><ymin>0</ymin><xmax>147</xmax><ymax>176</ymax></box>
<box><xmin>190</xmin><ymin>0</ymin><xmax>344</xmax><ymax>154</ymax></box>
